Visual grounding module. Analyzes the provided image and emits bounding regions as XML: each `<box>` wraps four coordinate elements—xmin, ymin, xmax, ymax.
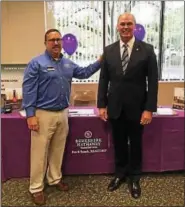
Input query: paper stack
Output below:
<box><xmin>154</xmin><ymin>108</ymin><xmax>176</xmax><ymax>116</ymax></box>
<box><xmin>69</xmin><ymin>108</ymin><xmax>96</xmax><ymax>116</ymax></box>
<box><xmin>19</xmin><ymin>108</ymin><xmax>96</xmax><ymax>117</ymax></box>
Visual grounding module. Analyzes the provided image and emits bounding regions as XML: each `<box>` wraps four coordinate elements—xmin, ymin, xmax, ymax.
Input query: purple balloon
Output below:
<box><xmin>134</xmin><ymin>24</ymin><xmax>146</xmax><ymax>41</ymax></box>
<box><xmin>62</xmin><ymin>33</ymin><xmax>78</xmax><ymax>55</ymax></box>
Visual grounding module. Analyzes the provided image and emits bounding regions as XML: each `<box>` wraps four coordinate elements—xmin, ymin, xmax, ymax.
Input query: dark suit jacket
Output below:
<box><xmin>97</xmin><ymin>39</ymin><xmax>158</xmax><ymax>120</ymax></box>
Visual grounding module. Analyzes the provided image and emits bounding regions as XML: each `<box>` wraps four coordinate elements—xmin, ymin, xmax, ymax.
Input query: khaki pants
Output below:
<box><xmin>29</xmin><ymin>109</ymin><xmax>69</xmax><ymax>193</ymax></box>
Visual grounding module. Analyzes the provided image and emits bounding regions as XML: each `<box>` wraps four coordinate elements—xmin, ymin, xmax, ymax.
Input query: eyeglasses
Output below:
<box><xmin>120</xmin><ymin>22</ymin><xmax>134</xmax><ymax>27</ymax></box>
<box><xmin>47</xmin><ymin>38</ymin><xmax>62</xmax><ymax>43</ymax></box>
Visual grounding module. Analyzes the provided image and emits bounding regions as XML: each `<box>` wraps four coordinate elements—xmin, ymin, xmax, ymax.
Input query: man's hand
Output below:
<box><xmin>99</xmin><ymin>108</ymin><xmax>108</xmax><ymax>121</ymax></box>
<box><xmin>27</xmin><ymin>116</ymin><xmax>39</xmax><ymax>131</ymax></box>
<box><xmin>140</xmin><ymin>111</ymin><xmax>152</xmax><ymax>125</ymax></box>
<box><xmin>98</xmin><ymin>55</ymin><xmax>103</xmax><ymax>62</ymax></box>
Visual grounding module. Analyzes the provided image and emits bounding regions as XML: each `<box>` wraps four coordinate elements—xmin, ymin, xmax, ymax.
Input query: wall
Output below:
<box><xmin>157</xmin><ymin>82</ymin><xmax>184</xmax><ymax>106</ymax></box>
<box><xmin>1</xmin><ymin>1</ymin><xmax>184</xmax><ymax>106</ymax></box>
<box><xmin>1</xmin><ymin>1</ymin><xmax>45</xmax><ymax>63</ymax></box>
<box><xmin>71</xmin><ymin>82</ymin><xmax>184</xmax><ymax>106</ymax></box>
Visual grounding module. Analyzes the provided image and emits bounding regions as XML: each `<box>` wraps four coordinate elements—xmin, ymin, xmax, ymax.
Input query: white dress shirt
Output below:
<box><xmin>120</xmin><ymin>36</ymin><xmax>135</xmax><ymax>59</ymax></box>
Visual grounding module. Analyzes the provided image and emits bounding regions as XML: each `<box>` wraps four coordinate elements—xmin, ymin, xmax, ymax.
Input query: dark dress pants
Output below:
<box><xmin>109</xmin><ymin>109</ymin><xmax>144</xmax><ymax>181</ymax></box>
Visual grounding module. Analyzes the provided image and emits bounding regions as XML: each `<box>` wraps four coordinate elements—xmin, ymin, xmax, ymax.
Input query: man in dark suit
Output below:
<box><xmin>97</xmin><ymin>13</ymin><xmax>158</xmax><ymax>199</ymax></box>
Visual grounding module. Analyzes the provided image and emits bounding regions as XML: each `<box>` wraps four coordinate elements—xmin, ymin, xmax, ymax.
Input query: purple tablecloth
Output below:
<box><xmin>1</xmin><ymin>107</ymin><xmax>185</xmax><ymax>181</ymax></box>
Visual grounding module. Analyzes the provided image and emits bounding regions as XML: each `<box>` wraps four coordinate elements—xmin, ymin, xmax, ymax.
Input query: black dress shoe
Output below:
<box><xmin>107</xmin><ymin>177</ymin><xmax>126</xmax><ymax>192</ymax></box>
<box><xmin>128</xmin><ymin>180</ymin><xmax>141</xmax><ymax>199</ymax></box>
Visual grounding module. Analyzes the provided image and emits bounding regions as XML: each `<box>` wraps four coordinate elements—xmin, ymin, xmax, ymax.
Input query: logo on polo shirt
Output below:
<box><xmin>63</xmin><ymin>63</ymin><xmax>71</xmax><ymax>68</ymax></box>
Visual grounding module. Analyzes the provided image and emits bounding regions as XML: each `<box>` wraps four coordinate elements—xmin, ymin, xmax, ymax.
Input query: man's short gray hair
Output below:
<box><xmin>117</xmin><ymin>13</ymin><xmax>136</xmax><ymax>24</ymax></box>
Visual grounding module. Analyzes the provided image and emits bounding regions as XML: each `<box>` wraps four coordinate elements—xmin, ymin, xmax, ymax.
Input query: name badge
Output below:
<box><xmin>47</xmin><ymin>66</ymin><xmax>55</xmax><ymax>71</ymax></box>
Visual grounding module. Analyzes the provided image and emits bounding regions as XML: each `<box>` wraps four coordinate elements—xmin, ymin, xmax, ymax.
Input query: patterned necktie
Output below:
<box><xmin>122</xmin><ymin>44</ymin><xmax>129</xmax><ymax>74</ymax></box>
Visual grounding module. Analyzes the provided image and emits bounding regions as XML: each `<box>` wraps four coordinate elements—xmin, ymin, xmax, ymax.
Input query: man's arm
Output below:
<box><xmin>22</xmin><ymin>60</ymin><xmax>39</xmax><ymax>118</ymax></box>
<box><xmin>97</xmin><ymin>52</ymin><xmax>109</xmax><ymax>121</ymax></box>
<box><xmin>140</xmin><ymin>45</ymin><xmax>158</xmax><ymax>125</ymax></box>
<box><xmin>72</xmin><ymin>57</ymin><xmax>101</xmax><ymax>79</ymax></box>
<box><xmin>145</xmin><ymin>45</ymin><xmax>158</xmax><ymax>112</ymax></box>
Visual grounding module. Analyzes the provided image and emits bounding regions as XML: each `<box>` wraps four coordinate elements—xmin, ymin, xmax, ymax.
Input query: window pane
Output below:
<box><xmin>131</xmin><ymin>1</ymin><xmax>161</xmax><ymax>61</ymax></box>
<box><xmin>105</xmin><ymin>1</ymin><xmax>131</xmax><ymax>45</ymax></box>
<box><xmin>45</xmin><ymin>1</ymin><xmax>184</xmax><ymax>83</ymax></box>
<box><xmin>45</xmin><ymin>1</ymin><xmax>103</xmax><ymax>83</ymax></box>
<box><xmin>162</xmin><ymin>1</ymin><xmax>184</xmax><ymax>80</ymax></box>
<box><xmin>105</xmin><ymin>1</ymin><xmax>161</xmax><ymax>63</ymax></box>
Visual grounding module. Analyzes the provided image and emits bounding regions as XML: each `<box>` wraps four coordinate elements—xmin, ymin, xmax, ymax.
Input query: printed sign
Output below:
<box><xmin>172</xmin><ymin>87</ymin><xmax>185</xmax><ymax>110</ymax></box>
<box><xmin>72</xmin><ymin>130</ymin><xmax>108</xmax><ymax>154</ymax></box>
<box><xmin>1</xmin><ymin>64</ymin><xmax>26</xmax><ymax>94</ymax></box>
<box><xmin>1</xmin><ymin>64</ymin><xmax>26</xmax><ymax>109</ymax></box>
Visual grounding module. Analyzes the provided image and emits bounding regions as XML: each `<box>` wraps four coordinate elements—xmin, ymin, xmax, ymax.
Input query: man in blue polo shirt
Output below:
<box><xmin>22</xmin><ymin>28</ymin><xmax>101</xmax><ymax>205</ymax></box>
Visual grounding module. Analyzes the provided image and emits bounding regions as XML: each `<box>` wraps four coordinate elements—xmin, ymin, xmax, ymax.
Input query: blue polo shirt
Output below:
<box><xmin>22</xmin><ymin>51</ymin><xmax>100</xmax><ymax>117</ymax></box>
